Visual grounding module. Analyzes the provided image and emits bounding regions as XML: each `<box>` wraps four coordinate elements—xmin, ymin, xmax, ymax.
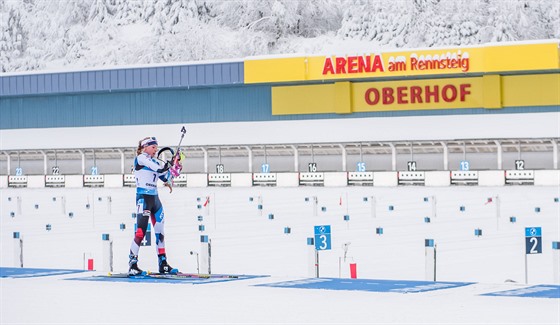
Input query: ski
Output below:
<box><xmin>106</xmin><ymin>271</ymin><xmax>148</xmax><ymax>278</ymax></box>
<box><xmin>104</xmin><ymin>271</ymin><xmax>238</xmax><ymax>279</ymax></box>
<box><xmin>147</xmin><ymin>272</ymin><xmax>239</xmax><ymax>279</ymax></box>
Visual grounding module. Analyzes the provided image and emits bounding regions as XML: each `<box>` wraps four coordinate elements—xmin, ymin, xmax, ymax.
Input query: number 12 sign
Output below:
<box><xmin>314</xmin><ymin>225</ymin><xmax>331</xmax><ymax>250</ymax></box>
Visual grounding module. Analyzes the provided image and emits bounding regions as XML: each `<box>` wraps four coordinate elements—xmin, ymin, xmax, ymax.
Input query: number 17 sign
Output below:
<box><xmin>314</xmin><ymin>225</ymin><xmax>331</xmax><ymax>250</ymax></box>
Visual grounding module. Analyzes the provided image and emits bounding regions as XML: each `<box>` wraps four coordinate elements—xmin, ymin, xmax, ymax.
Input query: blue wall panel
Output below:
<box><xmin>156</xmin><ymin>68</ymin><xmax>164</xmax><ymax>86</ymax></box>
<box><xmin>87</xmin><ymin>72</ymin><xmax>95</xmax><ymax>91</ymax></box>
<box><xmin>223</xmin><ymin>64</ymin><xmax>231</xmax><ymax>83</ymax></box>
<box><xmin>205</xmin><ymin>65</ymin><xmax>213</xmax><ymax>85</ymax></box>
<box><xmin>66</xmin><ymin>74</ymin><xmax>72</xmax><ymax>92</ymax></box>
<box><xmin>0</xmin><ymin>85</ymin><xmax>269</xmax><ymax>129</ymax></box>
<box><xmin>133</xmin><ymin>69</ymin><xmax>141</xmax><ymax>88</ymax></box>
<box><xmin>52</xmin><ymin>74</ymin><xmax>60</xmax><ymax>93</ymax></box>
<box><xmin>149</xmin><ymin>68</ymin><xmax>157</xmax><ymax>87</ymax></box>
<box><xmin>188</xmin><ymin>66</ymin><xmax>197</xmax><ymax>86</ymax></box>
<box><xmin>213</xmin><ymin>65</ymin><xmax>222</xmax><ymax>84</ymax></box>
<box><xmin>196</xmin><ymin>65</ymin><xmax>205</xmax><ymax>85</ymax></box>
<box><xmin>231</xmin><ymin>64</ymin><xmax>239</xmax><ymax>83</ymax></box>
<box><xmin>180</xmin><ymin>67</ymin><xmax>188</xmax><ymax>86</ymax></box>
<box><xmin>111</xmin><ymin>70</ymin><xmax>118</xmax><ymax>90</ymax></box>
<box><xmin>102</xmin><ymin>71</ymin><xmax>110</xmax><ymax>90</ymax></box>
<box><xmin>7</xmin><ymin>77</ymin><xmax>13</xmax><ymax>93</ymax></box>
<box><xmin>37</xmin><ymin>75</ymin><xmax>45</xmax><ymax>93</ymax></box>
<box><xmin>140</xmin><ymin>69</ymin><xmax>148</xmax><ymax>88</ymax></box>
<box><xmin>45</xmin><ymin>75</ymin><xmax>52</xmax><ymax>93</ymax></box>
<box><xmin>165</xmin><ymin>67</ymin><xmax>173</xmax><ymax>87</ymax></box>
<box><xmin>172</xmin><ymin>67</ymin><xmax>180</xmax><ymax>87</ymax></box>
<box><xmin>79</xmin><ymin>72</ymin><xmax>86</xmax><ymax>92</ymax></box>
<box><xmin>54</xmin><ymin>75</ymin><xmax>60</xmax><ymax>92</ymax></box>
<box><xmin>1</xmin><ymin>61</ymin><xmax>244</xmax><ymax>97</ymax></box>
<box><xmin>59</xmin><ymin>73</ymin><xmax>66</xmax><ymax>93</ymax></box>
<box><xmin>23</xmin><ymin>76</ymin><xmax>31</xmax><ymax>94</ymax></box>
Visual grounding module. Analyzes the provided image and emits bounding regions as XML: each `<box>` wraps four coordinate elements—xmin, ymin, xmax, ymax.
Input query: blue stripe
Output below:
<box><xmin>136</xmin><ymin>188</ymin><xmax>157</xmax><ymax>195</ymax></box>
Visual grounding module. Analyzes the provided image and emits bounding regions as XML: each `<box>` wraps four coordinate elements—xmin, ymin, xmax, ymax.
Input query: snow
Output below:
<box><xmin>2</xmin><ymin>0</ymin><xmax>559</xmax><ymax>73</ymax></box>
<box><xmin>1</xmin><ymin>185</ymin><xmax>559</xmax><ymax>324</ymax></box>
<box><xmin>1</xmin><ymin>277</ymin><xmax>556</xmax><ymax>324</ymax></box>
<box><xmin>2</xmin><ymin>112</ymin><xmax>559</xmax><ymax>151</ymax></box>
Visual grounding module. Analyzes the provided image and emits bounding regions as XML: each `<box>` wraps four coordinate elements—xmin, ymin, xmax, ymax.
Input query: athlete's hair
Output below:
<box><xmin>137</xmin><ymin>137</ymin><xmax>151</xmax><ymax>155</ymax></box>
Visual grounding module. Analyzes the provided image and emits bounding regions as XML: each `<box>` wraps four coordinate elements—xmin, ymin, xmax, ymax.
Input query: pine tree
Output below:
<box><xmin>0</xmin><ymin>4</ymin><xmax>28</xmax><ymax>72</ymax></box>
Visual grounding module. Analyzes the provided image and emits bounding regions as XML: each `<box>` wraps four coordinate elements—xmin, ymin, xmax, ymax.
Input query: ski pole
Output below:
<box><xmin>176</xmin><ymin>126</ymin><xmax>187</xmax><ymax>150</ymax></box>
<box><xmin>172</xmin><ymin>126</ymin><xmax>187</xmax><ymax>166</ymax></box>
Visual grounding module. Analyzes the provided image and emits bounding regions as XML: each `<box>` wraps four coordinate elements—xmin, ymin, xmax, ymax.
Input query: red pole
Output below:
<box><xmin>87</xmin><ymin>259</ymin><xmax>94</xmax><ymax>271</ymax></box>
<box><xmin>350</xmin><ymin>263</ymin><xmax>357</xmax><ymax>279</ymax></box>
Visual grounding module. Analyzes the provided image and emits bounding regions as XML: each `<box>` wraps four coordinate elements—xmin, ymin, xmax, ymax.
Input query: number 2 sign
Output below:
<box><xmin>525</xmin><ymin>227</ymin><xmax>542</xmax><ymax>254</ymax></box>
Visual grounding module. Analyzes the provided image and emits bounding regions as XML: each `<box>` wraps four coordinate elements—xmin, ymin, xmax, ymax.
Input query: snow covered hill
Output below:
<box><xmin>1</xmin><ymin>0</ymin><xmax>559</xmax><ymax>73</ymax></box>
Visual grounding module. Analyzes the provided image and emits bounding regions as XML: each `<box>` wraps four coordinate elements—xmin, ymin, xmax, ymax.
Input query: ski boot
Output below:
<box><xmin>128</xmin><ymin>254</ymin><xmax>144</xmax><ymax>276</ymax></box>
<box><xmin>158</xmin><ymin>254</ymin><xmax>178</xmax><ymax>274</ymax></box>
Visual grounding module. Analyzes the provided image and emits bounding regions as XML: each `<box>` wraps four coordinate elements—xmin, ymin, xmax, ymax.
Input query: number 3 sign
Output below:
<box><xmin>314</xmin><ymin>225</ymin><xmax>331</xmax><ymax>251</ymax></box>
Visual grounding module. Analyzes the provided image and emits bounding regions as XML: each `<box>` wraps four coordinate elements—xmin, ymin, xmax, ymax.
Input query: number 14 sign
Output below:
<box><xmin>314</xmin><ymin>225</ymin><xmax>331</xmax><ymax>251</ymax></box>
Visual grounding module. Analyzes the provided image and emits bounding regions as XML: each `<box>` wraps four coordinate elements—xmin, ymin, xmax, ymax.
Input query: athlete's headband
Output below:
<box><xmin>141</xmin><ymin>137</ymin><xmax>158</xmax><ymax>147</ymax></box>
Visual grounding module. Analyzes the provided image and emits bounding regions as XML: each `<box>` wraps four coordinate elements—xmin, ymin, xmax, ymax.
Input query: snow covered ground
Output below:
<box><xmin>1</xmin><ymin>272</ymin><xmax>558</xmax><ymax>324</ymax></box>
<box><xmin>1</xmin><ymin>185</ymin><xmax>559</xmax><ymax>324</ymax></box>
<box><xmin>2</xmin><ymin>113</ymin><xmax>559</xmax><ymax>159</ymax></box>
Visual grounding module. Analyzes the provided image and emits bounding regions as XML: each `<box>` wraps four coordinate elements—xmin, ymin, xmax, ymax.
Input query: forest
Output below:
<box><xmin>1</xmin><ymin>0</ymin><xmax>558</xmax><ymax>72</ymax></box>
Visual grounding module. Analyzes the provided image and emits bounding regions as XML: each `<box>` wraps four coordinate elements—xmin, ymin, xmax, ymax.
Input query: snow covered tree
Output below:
<box><xmin>113</xmin><ymin>0</ymin><xmax>143</xmax><ymax>24</ymax></box>
<box><xmin>527</xmin><ymin>0</ymin><xmax>559</xmax><ymax>39</ymax></box>
<box><xmin>0</xmin><ymin>5</ymin><xmax>25</xmax><ymax>72</ymax></box>
<box><xmin>1</xmin><ymin>0</ymin><xmax>558</xmax><ymax>72</ymax></box>
<box><xmin>338</xmin><ymin>0</ymin><xmax>421</xmax><ymax>48</ymax></box>
<box><xmin>420</xmin><ymin>0</ymin><xmax>483</xmax><ymax>47</ymax></box>
<box><xmin>216</xmin><ymin>0</ymin><xmax>343</xmax><ymax>42</ymax></box>
<box><xmin>88</xmin><ymin>0</ymin><xmax>114</xmax><ymax>23</ymax></box>
<box><xmin>0</xmin><ymin>1</ymin><xmax>41</xmax><ymax>72</ymax></box>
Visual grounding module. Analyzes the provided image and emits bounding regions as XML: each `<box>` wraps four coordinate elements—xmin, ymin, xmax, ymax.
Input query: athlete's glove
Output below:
<box><xmin>169</xmin><ymin>151</ymin><xmax>184</xmax><ymax>177</ymax></box>
<box><xmin>170</xmin><ymin>161</ymin><xmax>182</xmax><ymax>177</ymax></box>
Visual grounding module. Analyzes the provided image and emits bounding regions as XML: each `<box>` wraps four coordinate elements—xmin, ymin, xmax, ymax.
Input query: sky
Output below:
<box><xmin>1</xmin><ymin>184</ymin><xmax>559</xmax><ymax>324</ymax></box>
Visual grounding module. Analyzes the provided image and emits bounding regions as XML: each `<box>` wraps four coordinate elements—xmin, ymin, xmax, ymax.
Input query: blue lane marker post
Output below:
<box><xmin>553</xmin><ymin>242</ymin><xmax>560</xmax><ymax>283</ymax></box>
<box><xmin>425</xmin><ymin>239</ymin><xmax>436</xmax><ymax>281</ymax></box>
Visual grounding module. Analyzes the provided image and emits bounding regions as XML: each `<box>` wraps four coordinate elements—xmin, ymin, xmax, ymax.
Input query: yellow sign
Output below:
<box><xmin>353</xmin><ymin>78</ymin><xmax>484</xmax><ymax>112</ymax></box>
<box><xmin>247</xmin><ymin>41</ymin><xmax>560</xmax><ymax>84</ymax></box>
<box><xmin>271</xmin><ymin>74</ymin><xmax>560</xmax><ymax>115</ymax></box>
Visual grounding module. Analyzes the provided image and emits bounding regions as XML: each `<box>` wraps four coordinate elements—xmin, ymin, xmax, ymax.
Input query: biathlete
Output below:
<box><xmin>128</xmin><ymin>136</ymin><xmax>182</xmax><ymax>275</ymax></box>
